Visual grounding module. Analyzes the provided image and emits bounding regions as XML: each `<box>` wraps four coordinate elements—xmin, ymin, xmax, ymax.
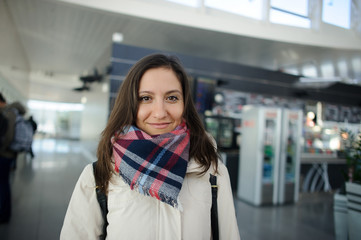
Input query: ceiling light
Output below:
<box><xmin>102</xmin><ymin>83</ymin><xmax>108</xmax><ymax>93</ymax></box>
<box><xmin>112</xmin><ymin>32</ymin><xmax>124</xmax><ymax>43</ymax></box>
<box><xmin>81</xmin><ymin>96</ymin><xmax>87</xmax><ymax>104</ymax></box>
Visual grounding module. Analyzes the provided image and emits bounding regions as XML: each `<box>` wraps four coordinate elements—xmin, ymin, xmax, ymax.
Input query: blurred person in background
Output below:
<box><xmin>0</xmin><ymin>93</ymin><xmax>26</xmax><ymax>223</ymax></box>
<box><xmin>27</xmin><ymin>116</ymin><xmax>38</xmax><ymax>159</ymax></box>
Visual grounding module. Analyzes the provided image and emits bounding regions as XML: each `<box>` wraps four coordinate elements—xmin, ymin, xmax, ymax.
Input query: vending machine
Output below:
<box><xmin>204</xmin><ymin>116</ymin><xmax>240</xmax><ymax>191</ymax></box>
<box><xmin>237</xmin><ymin>106</ymin><xmax>282</xmax><ymax>205</ymax></box>
<box><xmin>278</xmin><ymin>109</ymin><xmax>302</xmax><ymax>204</ymax></box>
<box><xmin>204</xmin><ymin>116</ymin><xmax>238</xmax><ymax>150</ymax></box>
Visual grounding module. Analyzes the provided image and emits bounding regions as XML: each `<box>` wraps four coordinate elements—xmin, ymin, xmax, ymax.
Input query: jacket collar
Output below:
<box><xmin>186</xmin><ymin>158</ymin><xmax>201</xmax><ymax>174</ymax></box>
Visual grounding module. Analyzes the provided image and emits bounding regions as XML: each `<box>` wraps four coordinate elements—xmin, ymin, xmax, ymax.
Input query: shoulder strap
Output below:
<box><xmin>209</xmin><ymin>174</ymin><xmax>219</xmax><ymax>240</ymax></box>
<box><xmin>92</xmin><ymin>161</ymin><xmax>108</xmax><ymax>240</ymax></box>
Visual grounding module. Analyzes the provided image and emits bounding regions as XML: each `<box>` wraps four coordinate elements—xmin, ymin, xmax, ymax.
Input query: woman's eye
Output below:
<box><xmin>167</xmin><ymin>96</ymin><xmax>179</xmax><ymax>102</ymax></box>
<box><xmin>139</xmin><ymin>96</ymin><xmax>151</xmax><ymax>102</ymax></box>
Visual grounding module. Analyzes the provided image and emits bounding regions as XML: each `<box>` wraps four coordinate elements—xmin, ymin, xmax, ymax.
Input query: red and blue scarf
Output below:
<box><xmin>112</xmin><ymin>122</ymin><xmax>190</xmax><ymax>209</ymax></box>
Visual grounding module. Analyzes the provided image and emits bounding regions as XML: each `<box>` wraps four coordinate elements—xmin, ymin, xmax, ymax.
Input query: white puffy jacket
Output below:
<box><xmin>60</xmin><ymin>159</ymin><xmax>240</xmax><ymax>240</ymax></box>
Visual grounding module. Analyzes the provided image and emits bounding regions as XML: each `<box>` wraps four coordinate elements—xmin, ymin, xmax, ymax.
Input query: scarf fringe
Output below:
<box><xmin>119</xmin><ymin>172</ymin><xmax>184</xmax><ymax>211</ymax></box>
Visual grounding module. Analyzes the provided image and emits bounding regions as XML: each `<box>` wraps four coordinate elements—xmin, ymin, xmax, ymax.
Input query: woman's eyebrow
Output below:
<box><xmin>166</xmin><ymin>90</ymin><xmax>182</xmax><ymax>94</ymax></box>
<box><xmin>138</xmin><ymin>90</ymin><xmax>182</xmax><ymax>94</ymax></box>
<box><xmin>138</xmin><ymin>90</ymin><xmax>153</xmax><ymax>94</ymax></box>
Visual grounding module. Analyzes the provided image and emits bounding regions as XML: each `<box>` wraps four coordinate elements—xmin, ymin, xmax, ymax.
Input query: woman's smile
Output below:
<box><xmin>148</xmin><ymin>122</ymin><xmax>172</xmax><ymax>128</ymax></box>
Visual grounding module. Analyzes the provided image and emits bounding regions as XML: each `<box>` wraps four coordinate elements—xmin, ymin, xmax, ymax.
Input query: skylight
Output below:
<box><xmin>322</xmin><ymin>0</ymin><xmax>351</xmax><ymax>29</ymax></box>
<box><xmin>166</xmin><ymin>0</ymin><xmax>200</xmax><ymax>7</ymax></box>
<box><xmin>270</xmin><ymin>0</ymin><xmax>310</xmax><ymax>28</ymax></box>
<box><xmin>205</xmin><ymin>0</ymin><xmax>263</xmax><ymax>20</ymax></box>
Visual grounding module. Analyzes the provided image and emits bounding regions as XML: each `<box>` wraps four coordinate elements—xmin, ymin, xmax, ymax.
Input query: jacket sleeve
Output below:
<box><xmin>217</xmin><ymin>163</ymin><xmax>241</xmax><ymax>240</ymax></box>
<box><xmin>60</xmin><ymin>164</ymin><xmax>104</xmax><ymax>240</ymax></box>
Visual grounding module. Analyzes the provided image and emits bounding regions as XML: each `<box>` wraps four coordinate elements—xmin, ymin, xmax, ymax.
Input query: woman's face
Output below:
<box><xmin>136</xmin><ymin>67</ymin><xmax>184</xmax><ymax>135</ymax></box>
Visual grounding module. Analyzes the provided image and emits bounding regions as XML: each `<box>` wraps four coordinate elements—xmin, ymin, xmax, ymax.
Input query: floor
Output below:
<box><xmin>0</xmin><ymin>138</ymin><xmax>335</xmax><ymax>240</ymax></box>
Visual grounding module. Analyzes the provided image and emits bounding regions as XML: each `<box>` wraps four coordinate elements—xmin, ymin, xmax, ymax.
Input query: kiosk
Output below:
<box><xmin>278</xmin><ymin>109</ymin><xmax>302</xmax><ymax>204</ymax></box>
<box><xmin>237</xmin><ymin>106</ymin><xmax>302</xmax><ymax>205</ymax></box>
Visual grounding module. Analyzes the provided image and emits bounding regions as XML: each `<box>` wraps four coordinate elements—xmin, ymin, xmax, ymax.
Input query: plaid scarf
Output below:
<box><xmin>112</xmin><ymin>122</ymin><xmax>190</xmax><ymax>209</ymax></box>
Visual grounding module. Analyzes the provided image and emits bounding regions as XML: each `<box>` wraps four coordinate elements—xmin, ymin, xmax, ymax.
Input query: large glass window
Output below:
<box><xmin>166</xmin><ymin>0</ymin><xmax>200</xmax><ymax>7</ymax></box>
<box><xmin>271</xmin><ymin>0</ymin><xmax>308</xmax><ymax>16</ymax></box>
<box><xmin>337</xmin><ymin>60</ymin><xmax>348</xmax><ymax>78</ymax></box>
<box><xmin>302</xmin><ymin>64</ymin><xmax>318</xmax><ymax>77</ymax></box>
<box><xmin>322</xmin><ymin>0</ymin><xmax>351</xmax><ymax>29</ymax></box>
<box><xmin>28</xmin><ymin>100</ymin><xmax>84</xmax><ymax>139</ymax></box>
<box><xmin>205</xmin><ymin>0</ymin><xmax>264</xmax><ymax>20</ymax></box>
<box><xmin>283</xmin><ymin>67</ymin><xmax>299</xmax><ymax>75</ymax></box>
<box><xmin>320</xmin><ymin>62</ymin><xmax>334</xmax><ymax>78</ymax></box>
<box><xmin>270</xmin><ymin>0</ymin><xmax>311</xmax><ymax>28</ymax></box>
<box><xmin>352</xmin><ymin>58</ymin><xmax>361</xmax><ymax>74</ymax></box>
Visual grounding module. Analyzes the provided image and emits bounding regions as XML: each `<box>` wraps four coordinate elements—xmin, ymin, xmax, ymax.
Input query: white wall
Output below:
<box><xmin>0</xmin><ymin>70</ymin><xmax>27</xmax><ymax>104</ymax></box>
<box><xmin>80</xmin><ymin>81</ymin><xmax>109</xmax><ymax>140</ymax></box>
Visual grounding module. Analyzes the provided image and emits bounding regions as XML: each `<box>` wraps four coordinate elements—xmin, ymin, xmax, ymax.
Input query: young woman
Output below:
<box><xmin>60</xmin><ymin>54</ymin><xmax>240</xmax><ymax>240</ymax></box>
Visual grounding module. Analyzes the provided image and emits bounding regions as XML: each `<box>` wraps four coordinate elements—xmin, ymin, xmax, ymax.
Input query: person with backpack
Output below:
<box><xmin>26</xmin><ymin>116</ymin><xmax>38</xmax><ymax>159</ymax></box>
<box><xmin>0</xmin><ymin>93</ymin><xmax>26</xmax><ymax>224</ymax></box>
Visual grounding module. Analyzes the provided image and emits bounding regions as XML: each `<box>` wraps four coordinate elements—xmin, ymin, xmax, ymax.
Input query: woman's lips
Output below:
<box><xmin>148</xmin><ymin>123</ymin><xmax>170</xmax><ymax>129</ymax></box>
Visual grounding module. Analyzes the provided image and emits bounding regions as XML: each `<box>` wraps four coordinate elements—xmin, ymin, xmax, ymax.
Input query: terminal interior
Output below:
<box><xmin>1</xmin><ymin>0</ymin><xmax>361</xmax><ymax>239</ymax></box>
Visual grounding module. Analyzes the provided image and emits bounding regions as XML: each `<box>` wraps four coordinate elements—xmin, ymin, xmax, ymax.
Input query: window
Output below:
<box><xmin>337</xmin><ymin>60</ymin><xmax>348</xmax><ymax>78</ymax></box>
<box><xmin>166</xmin><ymin>0</ymin><xmax>200</xmax><ymax>7</ymax></box>
<box><xmin>322</xmin><ymin>0</ymin><xmax>351</xmax><ymax>29</ymax></box>
<box><xmin>351</xmin><ymin>58</ymin><xmax>361</xmax><ymax>74</ymax></box>
<box><xmin>27</xmin><ymin>100</ymin><xmax>83</xmax><ymax>138</ymax></box>
<box><xmin>28</xmin><ymin>100</ymin><xmax>84</xmax><ymax>112</ymax></box>
<box><xmin>270</xmin><ymin>0</ymin><xmax>311</xmax><ymax>28</ymax></box>
<box><xmin>321</xmin><ymin>62</ymin><xmax>334</xmax><ymax>78</ymax></box>
<box><xmin>283</xmin><ymin>67</ymin><xmax>299</xmax><ymax>75</ymax></box>
<box><xmin>205</xmin><ymin>0</ymin><xmax>264</xmax><ymax>20</ymax></box>
<box><xmin>271</xmin><ymin>0</ymin><xmax>308</xmax><ymax>16</ymax></box>
<box><xmin>302</xmin><ymin>64</ymin><xmax>318</xmax><ymax>77</ymax></box>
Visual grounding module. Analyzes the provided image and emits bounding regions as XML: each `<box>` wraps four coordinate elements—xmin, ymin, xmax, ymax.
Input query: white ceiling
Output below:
<box><xmin>1</xmin><ymin>0</ymin><xmax>361</xmax><ymax>89</ymax></box>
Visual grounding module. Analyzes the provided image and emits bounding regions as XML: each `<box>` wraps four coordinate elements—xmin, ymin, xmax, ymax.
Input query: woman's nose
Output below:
<box><xmin>152</xmin><ymin>100</ymin><xmax>167</xmax><ymax>118</ymax></box>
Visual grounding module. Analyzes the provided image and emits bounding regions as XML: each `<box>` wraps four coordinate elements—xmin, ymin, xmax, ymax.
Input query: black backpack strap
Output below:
<box><xmin>209</xmin><ymin>174</ymin><xmax>219</xmax><ymax>240</ymax></box>
<box><xmin>92</xmin><ymin>161</ymin><xmax>108</xmax><ymax>240</ymax></box>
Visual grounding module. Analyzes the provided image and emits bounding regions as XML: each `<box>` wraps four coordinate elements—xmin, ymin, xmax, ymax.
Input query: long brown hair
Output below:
<box><xmin>95</xmin><ymin>53</ymin><xmax>218</xmax><ymax>193</ymax></box>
